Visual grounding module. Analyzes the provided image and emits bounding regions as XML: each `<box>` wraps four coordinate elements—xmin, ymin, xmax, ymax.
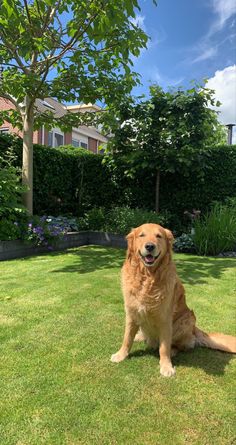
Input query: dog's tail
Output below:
<box><xmin>195</xmin><ymin>327</ymin><xmax>236</xmax><ymax>353</ymax></box>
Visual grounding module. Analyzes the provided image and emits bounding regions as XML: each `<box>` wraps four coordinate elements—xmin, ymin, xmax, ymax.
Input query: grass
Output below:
<box><xmin>0</xmin><ymin>246</ymin><xmax>236</xmax><ymax>445</ymax></box>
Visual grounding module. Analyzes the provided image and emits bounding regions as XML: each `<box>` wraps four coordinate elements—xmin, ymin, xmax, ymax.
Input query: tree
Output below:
<box><xmin>0</xmin><ymin>0</ymin><xmax>154</xmax><ymax>214</ymax></box>
<box><xmin>105</xmin><ymin>85</ymin><xmax>222</xmax><ymax>212</ymax></box>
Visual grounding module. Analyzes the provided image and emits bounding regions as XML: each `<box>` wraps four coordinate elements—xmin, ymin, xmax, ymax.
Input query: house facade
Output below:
<box><xmin>0</xmin><ymin>97</ymin><xmax>108</xmax><ymax>153</ymax></box>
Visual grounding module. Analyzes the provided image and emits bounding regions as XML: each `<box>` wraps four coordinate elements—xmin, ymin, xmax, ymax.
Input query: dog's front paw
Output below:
<box><xmin>160</xmin><ymin>364</ymin><xmax>176</xmax><ymax>377</ymax></box>
<box><xmin>110</xmin><ymin>351</ymin><xmax>128</xmax><ymax>363</ymax></box>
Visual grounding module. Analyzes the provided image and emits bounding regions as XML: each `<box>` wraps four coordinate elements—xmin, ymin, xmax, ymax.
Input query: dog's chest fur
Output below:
<box><xmin>122</xmin><ymin>263</ymin><xmax>174</xmax><ymax>317</ymax></box>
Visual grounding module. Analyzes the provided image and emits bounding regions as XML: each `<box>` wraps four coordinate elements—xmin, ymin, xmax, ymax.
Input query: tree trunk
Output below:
<box><xmin>22</xmin><ymin>97</ymin><xmax>34</xmax><ymax>215</ymax></box>
<box><xmin>155</xmin><ymin>169</ymin><xmax>160</xmax><ymax>213</ymax></box>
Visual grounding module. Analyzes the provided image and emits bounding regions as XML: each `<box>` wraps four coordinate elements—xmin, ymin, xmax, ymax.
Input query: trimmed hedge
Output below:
<box><xmin>0</xmin><ymin>135</ymin><xmax>117</xmax><ymax>215</ymax></box>
<box><xmin>114</xmin><ymin>145</ymin><xmax>236</xmax><ymax>226</ymax></box>
<box><xmin>0</xmin><ymin>134</ymin><xmax>235</xmax><ymax>229</ymax></box>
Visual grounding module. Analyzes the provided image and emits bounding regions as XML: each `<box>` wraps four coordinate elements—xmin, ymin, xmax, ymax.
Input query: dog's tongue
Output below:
<box><xmin>145</xmin><ymin>255</ymin><xmax>154</xmax><ymax>263</ymax></box>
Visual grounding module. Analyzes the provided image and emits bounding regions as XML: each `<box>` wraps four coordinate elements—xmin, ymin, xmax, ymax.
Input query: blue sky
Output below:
<box><xmin>131</xmin><ymin>0</ymin><xmax>236</xmax><ymax>138</ymax></box>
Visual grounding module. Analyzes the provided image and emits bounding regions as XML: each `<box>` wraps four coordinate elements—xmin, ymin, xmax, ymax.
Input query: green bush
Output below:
<box><xmin>78</xmin><ymin>206</ymin><xmax>171</xmax><ymax>235</ymax></box>
<box><xmin>109</xmin><ymin>145</ymin><xmax>236</xmax><ymax>228</ymax></box>
<box><xmin>174</xmin><ymin>233</ymin><xmax>195</xmax><ymax>253</ymax></box>
<box><xmin>0</xmin><ymin>134</ymin><xmax>235</xmax><ymax>232</ymax></box>
<box><xmin>0</xmin><ymin>135</ymin><xmax>118</xmax><ymax>216</ymax></box>
<box><xmin>105</xmin><ymin>207</ymin><xmax>171</xmax><ymax>235</ymax></box>
<box><xmin>193</xmin><ymin>202</ymin><xmax>236</xmax><ymax>255</ymax></box>
<box><xmin>20</xmin><ymin>216</ymin><xmax>66</xmax><ymax>247</ymax></box>
<box><xmin>78</xmin><ymin>208</ymin><xmax>106</xmax><ymax>231</ymax></box>
<box><xmin>0</xmin><ymin>147</ymin><xmax>28</xmax><ymax>240</ymax></box>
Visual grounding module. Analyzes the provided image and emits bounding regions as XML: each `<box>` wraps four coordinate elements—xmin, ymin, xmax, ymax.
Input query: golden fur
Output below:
<box><xmin>111</xmin><ymin>223</ymin><xmax>236</xmax><ymax>377</ymax></box>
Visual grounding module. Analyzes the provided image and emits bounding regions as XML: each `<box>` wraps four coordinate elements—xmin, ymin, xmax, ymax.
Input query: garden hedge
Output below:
<box><xmin>0</xmin><ymin>134</ymin><xmax>117</xmax><ymax>215</ymax></box>
<box><xmin>0</xmin><ymin>134</ymin><xmax>235</xmax><ymax>226</ymax></box>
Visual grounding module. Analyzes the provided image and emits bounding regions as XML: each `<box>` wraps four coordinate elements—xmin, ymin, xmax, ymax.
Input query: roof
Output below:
<box><xmin>73</xmin><ymin>125</ymin><xmax>108</xmax><ymax>143</ymax></box>
<box><xmin>35</xmin><ymin>98</ymin><xmax>67</xmax><ymax>118</ymax></box>
<box><xmin>67</xmin><ymin>103</ymin><xmax>102</xmax><ymax>112</ymax></box>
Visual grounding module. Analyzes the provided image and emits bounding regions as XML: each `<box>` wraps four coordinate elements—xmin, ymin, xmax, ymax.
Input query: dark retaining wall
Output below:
<box><xmin>0</xmin><ymin>232</ymin><xmax>127</xmax><ymax>261</ymax></box>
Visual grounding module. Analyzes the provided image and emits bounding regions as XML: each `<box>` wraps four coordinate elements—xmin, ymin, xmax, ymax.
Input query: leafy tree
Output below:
<box><xmin>0</xmin><ymin>0</ymin><xmax>155</xmax><ymax>213</ymax></box>
<box><xmin>105</xmin><ymin>85</ymin><xmax>223</xmax><ymax>212</ymax></box>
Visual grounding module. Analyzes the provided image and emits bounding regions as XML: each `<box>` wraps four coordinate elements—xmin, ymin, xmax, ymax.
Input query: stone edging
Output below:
<box><xmin>0</xmin><ymin>231</ymin><xmax>127</xmax><ymax>261</ymax></box>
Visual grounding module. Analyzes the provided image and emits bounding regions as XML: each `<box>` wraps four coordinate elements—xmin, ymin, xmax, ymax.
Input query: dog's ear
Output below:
<box><xmin>126</xmin><ymin>230</ymin><xmax>135</xmax><ymax>259</ymax></box>
<box><xmin>164</xmin><ymin>229</ymin><xmax>174</xmax><ymax>248</ymax></box>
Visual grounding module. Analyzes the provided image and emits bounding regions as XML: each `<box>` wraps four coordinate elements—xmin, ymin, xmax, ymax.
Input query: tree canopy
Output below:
<box><xmin>105</xmin><ymin>85</ymin><xmax>225</xmax><ymax>211</ymax></box>
<box><xmin>0</xmin><ymin>0</ymin><xmax>155</xmax><ymax>212</ymax></box>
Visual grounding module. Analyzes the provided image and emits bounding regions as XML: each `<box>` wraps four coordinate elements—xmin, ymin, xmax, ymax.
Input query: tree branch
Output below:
<box><xmin>29</xmin><ymin>60</ymin><xmax>50</xmax><ymax>107</ymax></box>
<box><xmin>43</xmin><ymin>10</ymin><xmax>100</xmax><ymax>66</ymax></box>
<box><xmin>23</xmin><ymin>0</ymin><xmax>33</xmax><ymax>28</ymax></box>
<box><xmin>0</xmin><ymin>93</ymin><xmax>23</xmax><ymax>113</ymax></box>
<box><xmin>0</xmin><ymin>30</ymin><xmax>30</xmax><ymax>74</ymax></box>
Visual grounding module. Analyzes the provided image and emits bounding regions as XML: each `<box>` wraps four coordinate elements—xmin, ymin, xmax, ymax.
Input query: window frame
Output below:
<box><xmin>47</xmin><ymin>129</ymin><xmax>64</xmax><ymax>148</ymax></box>
<box><xmin>72</xmin><ymin>138</ymin><xmax>88</xmax><ymax>149</ymax></box>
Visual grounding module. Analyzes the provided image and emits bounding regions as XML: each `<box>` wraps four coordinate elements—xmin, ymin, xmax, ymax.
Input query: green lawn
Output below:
<box><xmin>0</xmin><ymin>247</ymin><xmax>236</xmax><ymax>445</ymax></box>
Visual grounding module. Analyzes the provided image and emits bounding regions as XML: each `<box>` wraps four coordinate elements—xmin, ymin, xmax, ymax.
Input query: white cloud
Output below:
<box><xmin>192</xmin><ymin>46</ymin><xmax>218</xmax><ymax>63</ymax></box>
<box><xmin>211</xmin><ymin>0</ymin><xmax>236</xmax><ymax>32</ymax></box>
<box><xmin>185</xmin><ymin>0</ymin><xmax>236</xmax><ymax>65</ymax></box>
<box><xmin>207</xmin><ymin>65</ymin><xmax>236</xmax><ymax>142</ymax></box>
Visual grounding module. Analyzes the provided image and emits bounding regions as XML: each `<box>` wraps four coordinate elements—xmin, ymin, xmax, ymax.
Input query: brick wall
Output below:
<box><xmin>88</xmin><ymin>137</ymin><xmax>97</xmax><ymax>153</ymax></box>
<box><xmin>0</xmin><ymin>97</ymin><xmax>39</xmax><ymax>143</ymax></box>
<box><xmin>64</xmin><ymin>132</ymin><xmax>72</xmax><ymax>145</ymax></box>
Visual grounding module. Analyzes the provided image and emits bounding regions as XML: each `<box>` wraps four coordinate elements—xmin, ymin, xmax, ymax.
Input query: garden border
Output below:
<box><xmin>0</xmin><ymin>232</ymin><xmax>127</xmax><ymax>261</ymax></box>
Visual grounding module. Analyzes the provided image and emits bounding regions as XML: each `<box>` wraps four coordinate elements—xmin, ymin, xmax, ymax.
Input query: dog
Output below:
<box><xmin>111</xmin><ymin>223</ymin><xmax>236</xmax><ymax>377</ymax></box>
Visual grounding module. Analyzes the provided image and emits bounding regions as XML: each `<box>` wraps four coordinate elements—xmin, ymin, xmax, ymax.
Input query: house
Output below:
<box><xmin>0</xmin><ymin>97</ymin><xmax>108</xmax><ymax>153</ymax></box>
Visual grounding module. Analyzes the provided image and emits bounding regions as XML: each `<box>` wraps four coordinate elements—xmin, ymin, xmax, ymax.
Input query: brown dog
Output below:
<box><xmin>111</xmin><ymin>223</ymin><xmax>236</xmax><ymax>377</ymax></box>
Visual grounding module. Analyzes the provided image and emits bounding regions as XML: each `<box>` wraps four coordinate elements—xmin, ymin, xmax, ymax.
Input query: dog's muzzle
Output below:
<box><xmin>139</xmin><ymin>249</ymin><xmax>161</xmax><ymax>266</ymax></box>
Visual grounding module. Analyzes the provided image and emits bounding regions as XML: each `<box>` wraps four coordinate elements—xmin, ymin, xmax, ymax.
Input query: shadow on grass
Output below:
<box><xmin>129</xmin><ymin>347</ymin><xmax>234</xmax><ymax>376</ymax></box>
<box><xmin>51</xmin><ymin>247</ymin><xmax>236</xmax><ymax>284</ymax></box>
<box><xmin>51</xmin><ymin>246</ymin><xmax>125</xmax><ymax>274</ymax></box>
<box><xmin>175</xmin><ymin>256</ymin><xmax>236</xmax><ymax>285</ymax></box>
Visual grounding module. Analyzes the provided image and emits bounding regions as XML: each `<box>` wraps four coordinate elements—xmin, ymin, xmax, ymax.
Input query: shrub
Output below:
<box><xmin>174</xmin><ymin>233</ymin><xmax>195</xmax><ymax>253</ymax></box>
<box><xmin>105</xmin><ymin>207</ymin><xmax>171</xmax><ymax>235</ymax></box>
<box><xmin>20</xmin><ymin>215</ymin><xmax>78</xmax><ymax>248</ymax></box>
<box><xmin>78</xmin><ymin>208</ymin><xmax>106</xmax><ymax>231</ymax></box>
<box><xmin>0</xmin><ymin>135</ymin><xmax>118</xmax><ymax>216</ymax></box>
<box><xmin>193</xmin><ymin>202</ymin><xmax>236</xmax><ymax>255</ymax></box>
<box><xmin>78</xmin><ymin>206</ymin><xmax>171</xmax><ymax>235</ymax></box>
<box><xmin>44</xmin><ymin>215</ymin><xmax>79</xmax><ymax>232</ymax></box>
<box><xmin>0</xmin><ymin>134</ymin><xmax>235</xmax><ymax>231</ymax></box>
<box><xmin>0</xmin><ymin>147</ymin><xmax>28</xmax><ymax>240</ymax></box>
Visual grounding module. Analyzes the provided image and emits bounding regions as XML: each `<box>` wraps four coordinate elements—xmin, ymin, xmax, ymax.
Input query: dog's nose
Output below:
<box><xmin>145</xmin><ymin>243</ymin><xmax>155</xmax><ymax>252</ymax></box>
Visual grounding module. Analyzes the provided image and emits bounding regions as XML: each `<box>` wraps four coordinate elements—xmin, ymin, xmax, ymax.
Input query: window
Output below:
<box><xmin>72</xmin><ymin>139</ymin><xmax>80</xmax><ymax>147</ymax></box>
<box><xmin>48</xmin><ymin>130</ymin><xmax>64</xmax><ymax>147</ymax></box>
<box><xmin>54</xmin><ymin>132</ymin><xmax>64</xmax><ymax>147</ymax></box>
<box><xmin>0</xmin><ymin>127</ymin><xmax>9</xmax><ymax>134</ymax></box>
<box><xmin>81</xmin><ymin>141</ymin><xmax>88</xmax><ymax>149</ymax></box>
<box><xmin>48</xmin><ymin>131</ymin><xmax>53</xmax><ymax>147</ymax></box>
<box><xmin>72</xmin><ymin>139</ymin><xmax>88</xmax><ymax>149</ymax></box>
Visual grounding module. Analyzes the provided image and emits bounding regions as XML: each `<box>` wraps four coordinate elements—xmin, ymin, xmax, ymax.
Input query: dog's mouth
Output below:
<box><xmin>139</xmin><ymin>251</ymin><xmax>161</xmax><ymax>266</ymax></box>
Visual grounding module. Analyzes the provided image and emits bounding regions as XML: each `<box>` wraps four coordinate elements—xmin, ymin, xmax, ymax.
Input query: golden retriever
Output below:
<box><xmin>111</xmin><ymin>223</ymin><xmax>236</xmax><ymax>377</ymax></box>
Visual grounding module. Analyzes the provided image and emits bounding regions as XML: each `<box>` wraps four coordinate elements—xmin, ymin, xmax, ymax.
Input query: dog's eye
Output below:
<box><xmin>139</xmin><ymin>233</ymin><xmax>145</xmax><ymax>237</ymax></box>
<box><xmin>156</xmin><ymin>234</ymin><xmax>162</xmax><ymax>239</ymax></box>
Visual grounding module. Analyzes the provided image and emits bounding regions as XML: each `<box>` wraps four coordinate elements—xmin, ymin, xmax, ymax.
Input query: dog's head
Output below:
<box><xmin>126</xmin><ymin>223</ymin><xmax>174</xmax><ymax>267</ymax></box>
